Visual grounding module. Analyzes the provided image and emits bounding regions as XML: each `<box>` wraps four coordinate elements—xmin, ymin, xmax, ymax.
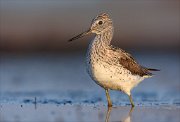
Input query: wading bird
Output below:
<box><xmin>69</xmin><ymin>13</ymin><xmax>159</xmax><ymax>107</ymax></box>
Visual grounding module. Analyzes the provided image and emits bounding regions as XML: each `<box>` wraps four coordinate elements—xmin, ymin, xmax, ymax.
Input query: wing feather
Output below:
<box><xmin>111</xmin><ymin>47</ymin><xmax>152</xmax><ymax>76</ymax></box>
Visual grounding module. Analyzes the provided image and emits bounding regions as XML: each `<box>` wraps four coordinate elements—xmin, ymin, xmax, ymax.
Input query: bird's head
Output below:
<box><xmin>90</xmin><ymin>13</ymin><xmax>113</xmax><ymax>34</ymax></box>
<box><xmin>68</xmin><ymin>13</ymin><xmax>113</xmax><ymax>42</ymax></box>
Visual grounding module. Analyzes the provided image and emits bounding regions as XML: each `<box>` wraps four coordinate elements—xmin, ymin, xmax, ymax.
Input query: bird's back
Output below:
<box><xmin>109</xmin><ymin>46</ymin><xmax>154</xmax><ymax>77</ymax></box>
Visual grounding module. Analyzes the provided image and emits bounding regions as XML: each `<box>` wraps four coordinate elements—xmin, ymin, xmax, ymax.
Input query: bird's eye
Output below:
<box><xmin>98</xmin><ymin>21</ymin><xmax>103</xmax><ymax>25</ymax></box>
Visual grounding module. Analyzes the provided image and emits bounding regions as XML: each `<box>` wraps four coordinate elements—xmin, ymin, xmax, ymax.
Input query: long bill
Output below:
<box><xmin>68</xmin><ymin>29</ymin><xmax>91</xmax><ymax>42</ymax></box>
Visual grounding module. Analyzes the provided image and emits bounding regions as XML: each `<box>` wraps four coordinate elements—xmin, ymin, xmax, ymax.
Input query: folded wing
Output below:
<box><xmin>117</xmin><ymin>49</ymin><xmax>154</xmax><ymax>77</ymax></box>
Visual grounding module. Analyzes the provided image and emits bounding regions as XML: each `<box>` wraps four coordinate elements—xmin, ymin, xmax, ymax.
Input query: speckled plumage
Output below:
<box><xmin>86</xmin><ymin>26</ymin><xmax>145</xmax><ymax>96</ymax></box>
<box><xmin>69</xmin><ymin>13</ymin><xmax>159</xmax><ymax>107</ymax></box>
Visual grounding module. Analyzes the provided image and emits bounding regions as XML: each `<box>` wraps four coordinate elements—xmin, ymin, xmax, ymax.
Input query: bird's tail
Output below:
<box><xmin>147</xmin><ymin>68</ymin><xmax>160</xmax><ymax>71</ymax></box>
<box><xmin>142</xmin><ymin>67</ymin><xmax>160</xmax><ymax>78</ymax></box>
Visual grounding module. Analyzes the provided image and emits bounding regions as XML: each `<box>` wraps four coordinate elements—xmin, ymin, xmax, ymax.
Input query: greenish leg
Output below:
<box><xmin>105</xmin><ymin>106</ymin><xmax>112</xmax><ymax>122</ymax></box>
<box><xmin>105</xmin><ymin>89</ymin><xmax>112</xmax><ymax>107</ymax></box>
<box><xmin>129</xmin><ymin>106</ymin><xmax>134</xmax><ymax>116</ymax></box>
<box><xmin>129</xmin><ymin>95</ymin><xmax>135</xmax><ymax>107</ymax></box>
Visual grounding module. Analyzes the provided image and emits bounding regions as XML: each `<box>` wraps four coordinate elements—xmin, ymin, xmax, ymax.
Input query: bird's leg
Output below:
<box><xmin>129</xmin><ymin>106</ymin><xmax>134</xmax><ymax>116</ymax></box>
<box><xmin>105</xmin><ymin>106</ymin><xmax>112</xmax><ymax>122</ymax></box>
<box><xmin>105</xmin><ymin>89</ymin><xmax>112</xmax><ymax>107</ymax></box>
<box><xmin>129</xmin><ymin>95</ymin><xmax>135</xmax><ymax>107</ymax></box>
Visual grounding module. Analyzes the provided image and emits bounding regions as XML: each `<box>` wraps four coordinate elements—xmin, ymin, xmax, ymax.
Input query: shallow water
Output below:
<box><xmin>0</xmin><ymin>51</ymin><xmax>180</xmax><ymax>121</ymax></box>
<box><xmin>0</xmin><ymin>105</ymin><xmax>180</xmax><ymax>122</ymax></box>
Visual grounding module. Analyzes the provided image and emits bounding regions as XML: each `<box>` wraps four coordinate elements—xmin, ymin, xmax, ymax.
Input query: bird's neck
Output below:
<box><xmin>88</xmin><ymin>27</ymin><xmax>114</xmax><ymax>58</ymax></box>
<box><xmin>95</xmin><ymin>27</ymin><xmax>114</xmax><ymax>46</ymax></box>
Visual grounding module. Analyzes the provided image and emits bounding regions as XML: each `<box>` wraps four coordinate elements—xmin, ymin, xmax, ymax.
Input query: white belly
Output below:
<box><xmin>87</xmin><ymin>60</ymin><xmax>144</xmax><ymax>94</ymax></box>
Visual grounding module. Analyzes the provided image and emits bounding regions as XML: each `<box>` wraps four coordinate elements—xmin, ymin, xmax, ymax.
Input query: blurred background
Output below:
<box><xmin>0</xmin><ymin>0</ymin><xmax>180</xmax><ymax>105</ymax></box>
<box><xmin>0</xmin><ymin>0</ymin><xmax>180</xmax><ymax>52</ymax></box>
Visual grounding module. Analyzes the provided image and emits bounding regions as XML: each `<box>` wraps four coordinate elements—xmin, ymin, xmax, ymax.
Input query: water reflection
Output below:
<box><xmin>105</xmin><ymin>107</ymin><xmax>134</xmax><ymax>122</ymax></box>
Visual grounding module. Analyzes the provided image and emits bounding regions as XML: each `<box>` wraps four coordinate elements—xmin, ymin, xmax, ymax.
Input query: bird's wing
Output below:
<box><xmin>113</xmin><ymin>48</ymin><xmax>152</xmax><ymax>77</ymax></box>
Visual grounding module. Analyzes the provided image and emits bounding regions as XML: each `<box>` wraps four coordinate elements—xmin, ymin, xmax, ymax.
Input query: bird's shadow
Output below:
<box><xmin>105</xmin><ymin>106</ymin><xmax>134</xmax><ymax>122</ymax></box>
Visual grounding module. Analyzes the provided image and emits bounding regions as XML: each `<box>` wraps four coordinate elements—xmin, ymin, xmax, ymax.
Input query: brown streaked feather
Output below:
<box><xmin>117</xmin><ymin>49</ymin><xmax>153</xmax><ymax>77</ymax></box>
